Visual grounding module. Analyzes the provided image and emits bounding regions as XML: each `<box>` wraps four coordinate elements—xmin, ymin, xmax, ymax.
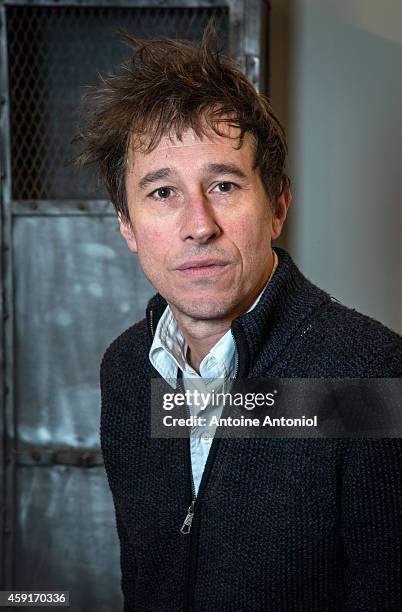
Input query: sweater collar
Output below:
<box><xmin>146</xmin><ymin>247</ymin><xmax>331</xmax><ymax>377</ymax></box>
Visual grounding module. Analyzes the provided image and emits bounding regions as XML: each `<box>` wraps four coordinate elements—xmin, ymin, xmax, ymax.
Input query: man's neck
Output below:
<box><xmin>181</xmin><ymin>322</ymin><xmax>231</xmax><ymax>374</ymax></box>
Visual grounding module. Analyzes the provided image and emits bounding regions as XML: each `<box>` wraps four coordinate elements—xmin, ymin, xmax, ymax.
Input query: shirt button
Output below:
<box><xmin>201</xmin><ymin>432</ymin><xmax>213</xmax><ymax>443</ymax></box>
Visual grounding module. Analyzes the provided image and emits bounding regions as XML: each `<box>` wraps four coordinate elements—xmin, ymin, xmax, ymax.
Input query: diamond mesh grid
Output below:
<box><xmin>7</xmin><ymin>5</ymin><xmax>229</xmax><ymax>200</ymax></box>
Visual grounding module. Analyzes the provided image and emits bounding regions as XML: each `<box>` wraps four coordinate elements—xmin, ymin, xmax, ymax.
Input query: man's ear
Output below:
<box><xmin>118</xmin><ymin>214</ymin><xmax>138</xmax><ymax>253</ymax></box>
<box><xmin>271</xmin><ymin>189</ymin><xmax>292</xmax><ymax>240</ymax></box>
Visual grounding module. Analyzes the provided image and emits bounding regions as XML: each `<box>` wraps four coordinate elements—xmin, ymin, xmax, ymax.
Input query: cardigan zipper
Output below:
<box><xmin>177</xmin><ymin>373</ymin><xmax>197</xmax><ymax>534</ymax></box>
<box><xmin>178</xmin><ymin>333</ymin><xmax>240</xmax><ymax>536</ymax></box>
<box><xmin>149</xmin><ymin>306</ymin><xmax>243</xmax><ymax>536</ymax></box>
<box><xmin>180</xmin><ymin>331</ymin><xmax>242</xmax><ymax>612</ymax></box>
<box><xmin>180</xmin><ymin>397</ymin><xmax>196</xmax><ymax>535</ymax></box>
<box><xmin>148</xmin><ymin>308</ymin><xmax>155</xmax><ymax>338</ymax></box>
<box><xmin>148</xmin><ymin>305</ymin><xmax>244</xmax><ymax>610</ymax></box>
<box><xmin>180</xmin><ymin>500</ymin><xmax>196</xmax><ymax>534</ymax></box>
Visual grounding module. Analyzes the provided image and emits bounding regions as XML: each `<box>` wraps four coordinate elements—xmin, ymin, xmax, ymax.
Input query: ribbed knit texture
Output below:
<box><xmin>100</xmin><ymin>248</ymin><xmax>402</xmax><ymax>611</ymax></box>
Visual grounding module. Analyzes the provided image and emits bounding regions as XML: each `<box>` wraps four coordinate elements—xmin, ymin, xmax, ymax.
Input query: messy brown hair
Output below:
<box><xmin>75</xmin><ymin>26</ymin><xmax>290</xmax><ymax>224</ymax></box>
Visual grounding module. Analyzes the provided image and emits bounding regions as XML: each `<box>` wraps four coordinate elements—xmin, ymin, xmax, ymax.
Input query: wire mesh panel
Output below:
<box><xmin>7</xmin><ymin>5</ymin><xmax>229</xmax><ymax>201</ymax></box>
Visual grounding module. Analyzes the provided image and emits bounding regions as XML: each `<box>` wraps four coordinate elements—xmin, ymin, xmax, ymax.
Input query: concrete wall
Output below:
<box><xmin>269</xmin><ymin>0</ymin><xmax>402</xmax><ymax>333</ymax></box>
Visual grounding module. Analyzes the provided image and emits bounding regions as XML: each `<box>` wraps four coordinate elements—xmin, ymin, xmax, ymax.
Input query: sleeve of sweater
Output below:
<box><xmin>114</xmin><ymin>500</ymin><xmax>137</xmax><ymax>612</ymax></box>
<box><xmin>100</xmin><ymin>348</ymin><xmax>138</xmax><ymax>611</ymax></box>
<box><xmin>341</xmin><ymin>438</ymin><xmax>402</xmax><ymax>610</ymax></box>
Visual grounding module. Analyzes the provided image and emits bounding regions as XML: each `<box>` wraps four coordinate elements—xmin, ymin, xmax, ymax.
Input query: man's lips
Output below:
<box><xmin>174</xmin><ymin>258</ymin><xmax>231</xmax><ymax>277</ymax></box>
<box><xmin>175</xmin><ymin>258</ymin><xmax>230</xmax><ymax>270</ymax></box>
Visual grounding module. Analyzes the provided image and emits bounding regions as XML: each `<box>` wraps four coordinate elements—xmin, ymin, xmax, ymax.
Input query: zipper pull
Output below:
<box><xmin>180</xmin><ymin>500</ymin><xmax>195</xmax><ymax>534</ymax></box>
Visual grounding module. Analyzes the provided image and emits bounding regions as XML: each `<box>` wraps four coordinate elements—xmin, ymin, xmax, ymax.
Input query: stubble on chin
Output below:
<box><xmin>168</xmin><ymin>295</ymin><xmax>239</xmax><ymax>323</ymax></box>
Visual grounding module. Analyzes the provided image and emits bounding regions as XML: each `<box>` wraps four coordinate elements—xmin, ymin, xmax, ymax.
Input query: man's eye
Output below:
<box><xmin>212</xmin><ymin>182</ymin><xmax>237</xmax><ymax>194</ymax></box>
<box><xmin>150</xmin><ymin>187</ymin><xmax>173</xmax><ymax>200</ymax></box>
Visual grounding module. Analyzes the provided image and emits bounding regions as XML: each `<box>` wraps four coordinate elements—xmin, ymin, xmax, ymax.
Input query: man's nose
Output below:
<box><xmin>179</xmin><ymin>194</ymin><xmax>222</xmax><ymax>243</ymax></box>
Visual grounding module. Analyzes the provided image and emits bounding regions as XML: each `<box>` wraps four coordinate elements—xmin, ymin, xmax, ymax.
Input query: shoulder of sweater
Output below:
<box><xmin>310</xmin><ymin>298</ymin><xmax>402</xmax><ymax>375</ymax></box>
<box><xmin>100</xmin><ymin>317</ymin><xmax>150</xmax><ymax>378</ymax></box>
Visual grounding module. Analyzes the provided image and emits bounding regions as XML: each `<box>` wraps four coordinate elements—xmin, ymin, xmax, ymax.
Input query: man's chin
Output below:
<box><xmin>168</xmin><ymin>297</ymin><xmax>237</xmax><ymax>322</ymax></box>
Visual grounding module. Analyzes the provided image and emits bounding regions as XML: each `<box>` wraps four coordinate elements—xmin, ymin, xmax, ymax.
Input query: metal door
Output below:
<box><xmin>0</xmin><ymin>1</ymin><xmax>269</xmax><ymax>609</ymax></box>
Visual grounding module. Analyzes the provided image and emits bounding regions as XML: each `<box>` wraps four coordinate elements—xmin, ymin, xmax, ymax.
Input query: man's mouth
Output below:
<box><xmin>175</xmin><ymin>258</ymin><xmax>230</xmax><ymax>277</ymax></box>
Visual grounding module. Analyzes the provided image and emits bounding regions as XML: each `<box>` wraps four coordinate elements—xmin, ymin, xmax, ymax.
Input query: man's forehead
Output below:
<box><xmin>127</xmin><ymin>127</ymin><xmax>253</xmax><ymax>169</ymax></box>
<box><xmin>144</xmin><ymin>142</ymin><xmax>231</xmax><ymax>150</ymax></box>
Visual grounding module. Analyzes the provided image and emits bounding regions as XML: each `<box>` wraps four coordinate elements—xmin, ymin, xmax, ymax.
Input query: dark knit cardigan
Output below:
<box><xmin>100</xmin><ymin>247</ymin><xmax>402</xmax><ymax>611</ymax></box>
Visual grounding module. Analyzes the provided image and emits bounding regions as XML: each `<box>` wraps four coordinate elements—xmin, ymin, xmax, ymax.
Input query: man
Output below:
<box><xmin>77</xmin><ymin>30</ymin><xmax>402</xmax><ymax>611</ymax></box>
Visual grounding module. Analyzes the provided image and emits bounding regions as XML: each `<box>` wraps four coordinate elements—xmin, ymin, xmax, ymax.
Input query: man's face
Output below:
<box><xmin>121</xmin><ymin>125</ymin><xmax>289</xmax><ymax>323</ymax></box>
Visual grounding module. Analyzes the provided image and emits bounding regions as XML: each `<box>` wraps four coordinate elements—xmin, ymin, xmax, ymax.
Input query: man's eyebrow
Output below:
<box><xmin>138</xmin><ymin>167</ymin><xmax>173</xmax><ymax>190</ymax></box>
<box><xmin>203</xmin><ymin>163</ymin><xmax>248</xmax><ymax>180</ymax></box>
<box><xmin>138</xmin><ymin>163</ymin><xmax>247</xmax><ymax>190</ymax></box>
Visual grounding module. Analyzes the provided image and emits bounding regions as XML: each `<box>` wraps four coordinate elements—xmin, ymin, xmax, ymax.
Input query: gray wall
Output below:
<box><xmin>270</xmin><ymin>0</ymin><xmax>402</xmax><ymax>334</ymax></box>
